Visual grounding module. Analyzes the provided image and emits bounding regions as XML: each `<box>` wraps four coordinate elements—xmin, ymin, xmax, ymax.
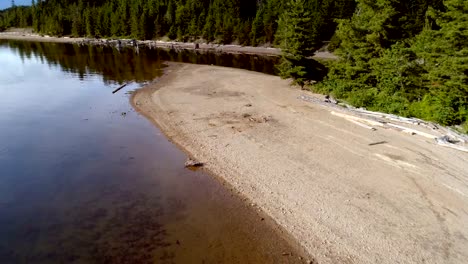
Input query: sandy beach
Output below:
<box><xmin>132</xmin><ymin>63</ymin><xmax>468</xmax><ymax>264</ymax></box>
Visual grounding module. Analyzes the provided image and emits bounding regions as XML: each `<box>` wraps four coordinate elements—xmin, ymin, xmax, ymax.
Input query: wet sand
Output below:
<box><xmin>132</xmin><ymin>63</ymin><xmax>468</xmax><ymax>264</ymax></box>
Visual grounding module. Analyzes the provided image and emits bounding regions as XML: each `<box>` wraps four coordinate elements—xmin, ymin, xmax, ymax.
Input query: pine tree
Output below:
<box><xmin>250</xmin><ymin>7</ymin><xmax>263</xmax><ymax>46</ymax></box>
<box><xmin>326</xmin><ymin>0</ymin><xmax>441</xmax><ymax>91</ymax></box>
<box><xmin>276</xmin><ymin>0</ymin><xmax>321</xmax><ymax>87</ymax></box>
<box><xmin>318</xmin><ymin>0</ymin><xmax>464</xmax><ymax>127</ymax></box>
<box><xmin>84</xmin><ymin>7</ymin><xmax>94</xmax><ymax>37</ymax></box>
<box><xmin>410</xmin><ymin>0</ymin><xmax>468</xmax><ymax>125</ymax></box>
<box><xmin>110</xmin><ymin>9</ymin><xmax>120</xmax><ymax>36</ymax></box>
<box><xmin>130</xmin><ymin>1</ymin><xmax>140</xmax><ymax>38</ymax></box>
<box><xmin>202</xmin><ymin>6</ymin><xmax>215</xmax><ymax>41</ymax></box>
<box><xmin>71</xmin><ymin>1</ymin><xmax>83</xmax><ymax>37</ymax></box>
<box><xmin>165</xmin><ymin>0</ymin><xmax>176</xmax><ymax>39</ymax></box>
<box><xmin>31</xmin><ymin>0</ymin><xmax>41</xmax><ymax>32</ymax></box>
<box><xmin>323</xmin><ymin>0</ymin><xmax>408</xmax><ymax>102</ymax></box>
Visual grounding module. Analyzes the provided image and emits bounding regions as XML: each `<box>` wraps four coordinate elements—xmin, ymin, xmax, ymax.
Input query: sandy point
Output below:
<box><xmin>132</xmin><ymin>62</ymin><xmax>468</xmax><ymax>264</ymax></box>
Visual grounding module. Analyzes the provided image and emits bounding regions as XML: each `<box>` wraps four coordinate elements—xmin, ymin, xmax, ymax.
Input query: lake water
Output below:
<box><xmin>0</xmin><ymin>40</ymin><xmax>306</xmax><ymax>263</ymax></box>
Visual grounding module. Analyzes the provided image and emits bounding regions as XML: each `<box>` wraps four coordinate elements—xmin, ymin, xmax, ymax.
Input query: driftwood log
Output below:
<box><xmin>184</xmin><ymin>158</ymin><xmax>204</xmax><ymax>168</ymax></box>
<box><xmin>112</xmin><ymin>83</ymin><xmax>128</xmax><ymax>94</ymax></box>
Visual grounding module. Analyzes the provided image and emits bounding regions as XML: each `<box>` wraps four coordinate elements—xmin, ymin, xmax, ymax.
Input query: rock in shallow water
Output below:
<box><xmin>184</xmin><ymin>158</ymin><xmax>204</xmax><ymax>168</ymax></box>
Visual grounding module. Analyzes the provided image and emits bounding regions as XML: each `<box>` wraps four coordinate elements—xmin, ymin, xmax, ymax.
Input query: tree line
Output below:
<box><xmin>0</xmin><ymin>0</ymin><xmax>354</xmax><ymax>46</ymax></box>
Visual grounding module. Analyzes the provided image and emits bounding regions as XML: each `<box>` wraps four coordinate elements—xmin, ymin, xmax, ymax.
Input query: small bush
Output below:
<box><xmin>461</xmin><ymin>122</ymin><xmax>468</xmax><ymax>134</ymax></box>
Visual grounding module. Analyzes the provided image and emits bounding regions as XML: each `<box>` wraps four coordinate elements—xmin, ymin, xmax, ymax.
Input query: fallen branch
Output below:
<box><xmin>369</xmin><ymin>141</ymin><xmax>388</xmax><ymax>146</ymax></box>
<box><xmin>112</xmin><ymin>83</ymin><xmax>128</xmax><ymax>94</ymax></box>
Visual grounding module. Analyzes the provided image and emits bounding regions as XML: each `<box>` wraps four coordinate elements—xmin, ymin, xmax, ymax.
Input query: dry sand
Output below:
<box><xmin>133</xmin><ymin>63</ymin><xmax>468</xmax><ymax>264</ymax></box>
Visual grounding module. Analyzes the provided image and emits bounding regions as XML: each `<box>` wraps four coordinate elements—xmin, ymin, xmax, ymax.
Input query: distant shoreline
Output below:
<box><xmin>0</xmin><ymin>32</ymin><xmax>337</xmax><ymax>59</ymax></box>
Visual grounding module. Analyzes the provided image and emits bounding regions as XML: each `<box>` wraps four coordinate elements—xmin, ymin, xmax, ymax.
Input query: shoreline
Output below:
<box><xmin>0</xmin><ymin>32</ymin><xmax>337</xmax><ymax>59</ymax></box>
<box><xmin>132</xmin><ymin>63</ymin><xmax>468</xmax><ymax>264</ymax></box>
<box><xmin>130</xmin><ymin>71</ymin><xmax>312</xmax><ymax>263</ymax></box>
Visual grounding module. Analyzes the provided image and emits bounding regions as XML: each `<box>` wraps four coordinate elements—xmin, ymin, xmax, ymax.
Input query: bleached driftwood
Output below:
<box><xmin>301</xmin><ymin>94</ymin><xmax>468</xmax><ymax>153</ymax></box>
<box><xmin>436</xmin><ymin>137</ymin><xmax>468</xmax><ymax>153</ymax></box>
<box><xmin>447</xmin><ymin>128</ymin><xmax>468</xmax><ymax>143</ymax></box>
<box><xmin>331</xmin><ymin>111</ymin><xmax>383</xmax><ymax>128</ymax></box>
<box><xmin>348</xmin><ymin>119</ymin><xmax>377</xmax><ymax>131</ymax></box>
<box><xmin>354</xmin><ymin>108</ymin><xmax>423</xmax><ymax>125</ymax></box>
<box><xmin>386</xmin><ymin>123</ymin><xmax>438</xmax><ymax>139</ymax></box>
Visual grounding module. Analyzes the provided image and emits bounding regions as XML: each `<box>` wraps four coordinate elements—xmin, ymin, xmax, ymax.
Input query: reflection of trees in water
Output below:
<box><xmin>4</xmin><ymin>41</ymin><xmax>165</xmax><ymax>85</ymax></box>
<box><xmin>160</xmin><ymin>49</ymin><xmax>280</xmax><ymax>76</ymax></box>
<box><xmin>2</xmin><ymin>40</ymin><xmax>280</xmax><ymax>85</ymax></box>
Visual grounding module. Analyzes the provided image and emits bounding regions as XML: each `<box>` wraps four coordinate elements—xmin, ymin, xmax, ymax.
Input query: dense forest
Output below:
<box><xmin>1</xmin><ymin>0</ymin><xmax>467</xmax><ymax>131</ymax></box>
<box><xmin>318</xmin><ymin>0</ymin><xmax>467</xmax><ymax>130</ymax></box>
<box><xmin>0</xmin><ymin>0</ymin><xmax>354</xmax><ymax>45</ymax></box>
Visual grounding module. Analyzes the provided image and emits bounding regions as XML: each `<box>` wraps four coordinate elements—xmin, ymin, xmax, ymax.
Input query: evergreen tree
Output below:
<box><xmin>84</xmin><ymin>7</ymin><xmax>94</xmax><ymax>37</ymax></box>
<box><xmin>130</xmin><ymin>1</ymin><xmax>140</xmax><ymax>38</ymax></box>
<box><xmin>263</xmin><ymin>0</ymin><xmax>285</xmax><ymax>44</ymax></box>
<box><xmin>202</xmin><ymin>6</ymin><xmax>215</xmax><ymax>41</ymax></box>
<box><xmin>410</xmin><ymin>0</ymin><xmax>468</xmax><ymax>125</ymax></box>
<box><xmin>322</xmin><ymin>0</ymin><xmax>436</xmax><ymax>105</ymax></box>
<box><xmin>71</xmin><ymin>1</ymin><xmax>84</xmax><ymax>37</ymax></box>
<box><xmin>110</xmin><ymin>8</ymin><xmax>121</xmax><ymax>36</ymax></box>
<box><xmin>276</xmin><ymin>0</ymin><xmax>321</xmax><ymax>87</ymax></box>
<box><xmin>318</xmin><ymin>0</ymin><xmax>466</xmax><ymax>128</ymax></box>
<box><xmin>250</xmin><ymin>6</ymin><xmax>264</xmax><ymax>45</ymax></box>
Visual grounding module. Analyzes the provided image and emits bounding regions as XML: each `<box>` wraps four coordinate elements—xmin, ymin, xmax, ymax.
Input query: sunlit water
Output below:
<box><xmin>0</xmin><ymin>41</ymin><xmax>304</xmax><ymax>263</ymax></box>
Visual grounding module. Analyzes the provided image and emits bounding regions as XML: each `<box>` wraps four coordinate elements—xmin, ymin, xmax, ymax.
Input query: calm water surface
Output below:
<box><xmin>0</xmin><ymin>41</ymin><xmax>305</xmax><ymax>263</ymax></box>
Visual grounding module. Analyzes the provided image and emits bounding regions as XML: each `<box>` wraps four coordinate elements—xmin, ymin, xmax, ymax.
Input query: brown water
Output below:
<box><xmin>0</xmin><ymin>40</ymin><xmax>307</xmax><ymax>263</ymax></box>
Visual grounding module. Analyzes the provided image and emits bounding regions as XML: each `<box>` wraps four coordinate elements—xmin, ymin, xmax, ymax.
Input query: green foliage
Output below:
<box><xmin>321</xmin><ymin>0</ymin><xmax>467</xmax><ymax>127</ymax></box>
<box><xmin>410</xmin><ymin>0</ymin><xmax>468</xmax><ymax>125</ymax></box>
<box><xmin>462</xmin><ymin>122</ymin><xmax>468</xmax><ymax>134</ymax></box>
<box><xmin>0</xmin><ymin>5</ymin><xmax>32</xmax><ymax>30</ymax></box>
<box><xmin>276</xmin><ymin>0</ymin><xmax>322</xmax><ymax>87</ymax></box>
<box><xmin>0</xmin><ymin>0</ymin><xmax>354</xmax><ymax>45</ymax></box>
<box><xmin>327</xmin><ymin>33</ymin><xmax>341</xmax><ymax>52</ymax></box>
